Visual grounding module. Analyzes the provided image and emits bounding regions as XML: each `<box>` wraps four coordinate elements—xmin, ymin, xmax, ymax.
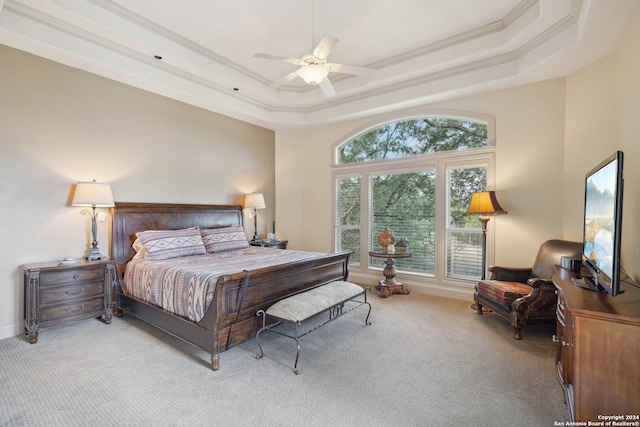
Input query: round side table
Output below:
<box><xmin>368</xmin><ymin>249</ymin><xmax>412</xmax><ymax>298</ymax></box>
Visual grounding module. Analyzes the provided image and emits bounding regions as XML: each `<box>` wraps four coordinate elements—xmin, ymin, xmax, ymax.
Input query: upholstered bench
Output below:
<box><xmin>255</xmin><ymin>280</ymin><xmax>372</xmax><ymax>374</ymax></box>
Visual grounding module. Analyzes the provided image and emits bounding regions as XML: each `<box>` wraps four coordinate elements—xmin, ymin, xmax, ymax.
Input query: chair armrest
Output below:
<box><xmin>526</xmin><ymin>277</ymin><xmax>554</xmax><ymax>288</ymax></box>
<box><xmin>512</xmin><ymin>278</ymin><xmax>556</xmax><ymax>314</ymax></box>
<box><xmin>488</xmin><ymin>266</ymin><xmax>532</xmax><ymax>283</ymax></box>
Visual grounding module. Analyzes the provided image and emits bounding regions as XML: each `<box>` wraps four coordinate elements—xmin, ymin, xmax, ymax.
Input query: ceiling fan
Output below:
<box><xmin>253</xmin><ymin>2</ymin><xmax>373</xmax><ymax>97</ymax></box>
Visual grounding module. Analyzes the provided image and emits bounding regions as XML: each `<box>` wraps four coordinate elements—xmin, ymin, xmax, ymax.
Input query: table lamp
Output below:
<box><xmin>244</xmin><ymin>192</ymin><xmax>266</xmax><ymax>243</ymax></box>
<box><xmin>71</xmin><ymin>180</ymin><xmax>115</xmax><ymax>260</ymax></box>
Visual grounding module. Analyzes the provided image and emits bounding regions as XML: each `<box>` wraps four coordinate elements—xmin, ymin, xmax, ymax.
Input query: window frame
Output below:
<box><xmin>444</xmin><ymin>159</ymin><xmax>492</xmax><ymax>281</ymax></box>
<box><xmin>332</xmin><ymin>110</ymin><xmax>496</xmax><ymax>287</ymax></box>
<box><xmin>333</xmin><ymin>110</ymin><xmax>495</xmax><ymax>165</ymax></box>
<box><xmin>366</xmin><ymin>164</ymin><xmax>438</xmax><ymax>276</ymax></box>
<box><xmin>333</xmin><ymin>172</ymin><xmax>363</xmax><ymax>266</ymax></box>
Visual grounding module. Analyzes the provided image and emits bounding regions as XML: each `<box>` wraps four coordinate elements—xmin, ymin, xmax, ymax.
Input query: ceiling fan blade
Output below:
<box><xmin>318</xmin><ymin>78</ymin><xmax>336</xmax><ymax>98</ymax></box>
<box><xmin>254</xmin><ymin>53</ymin><xmax>301</xmax><ymax>65</ymax></box>
<box><xmin>328</xmin><ymin>62</ymin><xmax>375</xmax><ymax>76</ymax></box>
<box><xmin>269</xmin><ymin>70</ymin><xmax>300</xmax><ymax>89</ymax></box>
<box><xmin>313</xmin><ymin>34</ymin><xmax>339</xmax><ymax>60</ymax></box>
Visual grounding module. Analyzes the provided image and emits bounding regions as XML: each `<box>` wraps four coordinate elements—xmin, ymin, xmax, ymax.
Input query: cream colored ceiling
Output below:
<box><xmin>1</xmin><ymin>0</ymin><xmax>638</xmax><ymax>130</ymax></box>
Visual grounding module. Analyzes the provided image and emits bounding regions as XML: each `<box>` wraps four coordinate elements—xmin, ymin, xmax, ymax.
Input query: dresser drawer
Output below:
<box><xmin>39</xmin><ymin>266</ymin><xmax>104</xmax><ymax>286</ymax></box>
<box><xmin>39</xmin><ymin>297</ymin><xmax>104</xmax><ymax>323</ymax></box>
<box><xmin>556</xmin><ymin>292</ymin><xmax>567</xmax><ymax>323</ymax></box>
<box><xmin>40</xmin><ymin>280</ymin><xmax>104</xmax><ymax>305</ymax></box>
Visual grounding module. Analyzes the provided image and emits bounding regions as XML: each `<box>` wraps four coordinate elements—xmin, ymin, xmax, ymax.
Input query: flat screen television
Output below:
<box><xmin>572</xmin><ymin>151</ymin><xmax>624</xmax><ymax>295</ymax></box>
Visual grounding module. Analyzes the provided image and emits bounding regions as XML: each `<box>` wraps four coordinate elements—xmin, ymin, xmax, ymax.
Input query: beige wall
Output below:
<box><xmin>0</xmin><ymin>45</ymin><xmax>275</xmax><ymax>338</ymax></box>
<box><xmin>564</xmin><ymin>9</ymin><xmax>640</xmax><ymax>282</ymax></box>
<box><xmin>276</xmin><ymin>79</ymin><xmax>567</xmax><ymax>296</ymax></box>
<box><xmin>275</xmin><ymin>15</ymin><xmax>640</xmax><ymax>294</ymax></box>
<box><xmin>616</xmin><ymin>11</ymin><xmax>640</xmax><ymax>281</ymax></box>
<box><xmin>1</xmin><ymin>6</ymin><xmax>639</xmax><ymax>338</ymax></box>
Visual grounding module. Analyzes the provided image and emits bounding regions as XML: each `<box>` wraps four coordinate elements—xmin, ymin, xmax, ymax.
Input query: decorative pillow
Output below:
<box><xmin>131</xmin><ymin>238</ymin><xmax>148</xmax><ymax>259</ymax></box>
<box><xmin>135</xmin><ymin>227</ymin><xmax>206</xmax><ymax>261</ymax></box>
<box><xmin>201</xmin><ymin>225</ymin><xmax>249</xmax><ymax>253</ymax></box>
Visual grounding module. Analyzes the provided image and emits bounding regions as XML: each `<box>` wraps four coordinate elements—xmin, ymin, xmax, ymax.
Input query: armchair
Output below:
<box><xmin>474</xmin><ymin>239</ymin><xmax>582</xmax><ymax>339</ymax></box>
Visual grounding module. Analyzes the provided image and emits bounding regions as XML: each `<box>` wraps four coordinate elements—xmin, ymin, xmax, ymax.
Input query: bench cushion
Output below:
<box><xmin>267</xmin><ymin>281</ymin><xmax>364</xmax><ymax>322</ymax></box>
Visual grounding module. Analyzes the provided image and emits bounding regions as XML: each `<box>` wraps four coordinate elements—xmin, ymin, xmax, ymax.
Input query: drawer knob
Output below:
<box><xmin>65</xmin><ymin>288</ymin><xmax>84</xmax><ymax>296</ymax></box>
<box><xmin>73</xmin><ymin>274</ymin><xmax>79</xmax><ymax>279</ymax></box>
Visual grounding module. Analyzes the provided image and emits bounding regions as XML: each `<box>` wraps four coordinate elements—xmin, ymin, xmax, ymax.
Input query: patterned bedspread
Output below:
<box><xmin>123</xmin><ymin>247</ymin><xmax>325</xmax><ymax>322</ymax></box>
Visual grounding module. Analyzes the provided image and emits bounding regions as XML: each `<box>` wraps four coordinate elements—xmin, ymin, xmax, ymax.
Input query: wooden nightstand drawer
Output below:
<box><xmin>39</xmin><ymin>266</ymin><xmax>104</xmax><ymax>286</ymax></box>
<box><xmin>39</xmin><ymin>297</ymin><xmax>104</xmax><ymax>323</ymax></box>
<box><xmin>40</xmin><ymin>280</ymin><xmax>104</xmax><ymax>305</ymax></box>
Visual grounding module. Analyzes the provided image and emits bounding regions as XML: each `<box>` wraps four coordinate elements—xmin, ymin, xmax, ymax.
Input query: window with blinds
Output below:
<box><xmin>369</xmin><ymin>170</ymin><xmax>436</xmax><ymax>274</ymax></box>
<box><xmin>333</xmin><ymin>114</ymin><xmax>494</xmax><ymax>284</ymax></box>
<box><xmin>335</xmin><ymin>175</ymin><xmax>361</xmax><ymax>265</ymax></box>
<box><xmin>446</xmin><ymin>166</ymin><xmax>487</xmax><ymax>279</ymax></box>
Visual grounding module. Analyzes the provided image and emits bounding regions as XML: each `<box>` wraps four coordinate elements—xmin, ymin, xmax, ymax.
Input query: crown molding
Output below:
<box><xmin>0</xmin><ymin>0</ymin><xmax>616</xmax><ymax>130</ymax></box>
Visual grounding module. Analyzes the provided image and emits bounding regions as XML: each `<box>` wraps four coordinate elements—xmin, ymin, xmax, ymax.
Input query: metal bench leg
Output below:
<box><xmin>363</xmin><ymin>288</ymin><xmax>372</xmax><ymax>326</ymax></box>
<box><xmin>293</xmin><ymin>322</ymin><xmax>301</xmax><ymax>375</ymax></box>
<box><xmin>255</xmin><ymin>287</ymin><xmax>373</xmax><ymax>374</ymax></box>
<box><xmin>255</xmin><ymin>310</ymin><xmax>266</xmax><ymax>359</ymax></box>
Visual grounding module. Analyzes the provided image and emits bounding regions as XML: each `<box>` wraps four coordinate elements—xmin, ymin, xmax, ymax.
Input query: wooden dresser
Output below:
<box><xmin>553</xmin><ymin>267</ymin><xmax>640</xmax><ymax>421</ymax></box>
<box><xmin>22</xmin><ymin>259</ymin><xmax>115</xmax><ymax>343</ymax></box>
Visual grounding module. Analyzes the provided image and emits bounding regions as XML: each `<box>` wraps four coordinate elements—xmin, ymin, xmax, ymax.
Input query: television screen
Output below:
<box><xmin>580</xmin><ymin>151</ymin><xmax>624</xmax><ymax>295</ymax></box>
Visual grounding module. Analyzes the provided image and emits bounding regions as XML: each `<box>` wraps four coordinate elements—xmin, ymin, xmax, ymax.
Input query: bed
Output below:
<box><xmin>111</xmin><ymin>202</ymin><xmax>352</xmax><ymax>370</ymax></box>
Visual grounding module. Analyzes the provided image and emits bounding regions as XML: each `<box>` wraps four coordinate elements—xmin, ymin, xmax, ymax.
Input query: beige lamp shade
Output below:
<box><xmin>466</xmin><ymin>190</ymin><xmax>507</xmax><ymax>282</ymax></box>
<box><xmin>244</xmin><ymin>193</ymin><xmax>266</xmax><ymax>210</ymax></box>
<box><xmin>466</xmin><ymin>191</ymin><xmax>507</xmax><ymax>217</ymax></box>
<box><xmin>71</xmin><ymin>181</ymin><xmax>115</xmax><ymax>207</ymax></box>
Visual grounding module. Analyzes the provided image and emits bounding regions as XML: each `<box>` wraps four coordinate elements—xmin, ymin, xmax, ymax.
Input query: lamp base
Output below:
<box><xmin>86</xmin><ymin>244</ymin><xmax>105</xmax><ymax>261</ymax></box>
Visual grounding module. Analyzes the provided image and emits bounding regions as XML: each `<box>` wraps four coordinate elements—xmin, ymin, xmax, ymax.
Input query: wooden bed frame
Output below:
<box><xmin>111</xmin><ymin>202</ymin><xmax>352</xmax><ymax>370</ymax></box>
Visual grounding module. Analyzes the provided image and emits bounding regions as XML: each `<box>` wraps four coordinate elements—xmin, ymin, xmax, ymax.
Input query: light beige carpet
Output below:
<box><xmin>0</xmin><ymin>292</ymin><xmax>567</xmax><ymax>426</ymax></box>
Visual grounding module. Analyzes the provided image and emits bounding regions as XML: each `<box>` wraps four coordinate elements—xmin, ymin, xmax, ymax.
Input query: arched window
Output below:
<box><xmin>338</xmin><ymin>118</ymin><xmax>489</xmax><ymax>164</ymax></box>
<box><xmin>333</xmin><ymin>114</ymin><xmax>495</xmax><ymax>283</ymax></box>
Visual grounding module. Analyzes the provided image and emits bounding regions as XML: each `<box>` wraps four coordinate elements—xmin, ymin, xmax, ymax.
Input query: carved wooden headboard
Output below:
<box><xmin>111</xmin><ymin>202</ymin><xmax>244</xmax><ymax>276</ymax></box>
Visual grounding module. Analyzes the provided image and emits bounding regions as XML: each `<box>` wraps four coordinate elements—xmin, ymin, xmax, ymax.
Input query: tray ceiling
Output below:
<box><xmin>1</xmin><ymin>0</ymin><xmax>638</xmax><ymax>129</ymax></box>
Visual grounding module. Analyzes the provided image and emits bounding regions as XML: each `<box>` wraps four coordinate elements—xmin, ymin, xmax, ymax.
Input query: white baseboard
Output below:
<box><xmin>0</xmin><ymin>275</ymin><xmax>474</xmax><ymax>340</ymax></box>
<box><xmin>0</xmin><ymin>322</ymin><xmax>22</xmax><ymax>341</ymax></box>
<box><xmin>348</xmin><ymin>271</ymin><xmax>474</xmax><ymax>301</ymax></box>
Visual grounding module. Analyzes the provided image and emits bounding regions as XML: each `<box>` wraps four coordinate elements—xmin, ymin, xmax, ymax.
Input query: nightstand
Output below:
<box><xmin>22</xmin><ymin>258</ymin><xmax>115</xmax><ymax>343</ymax></box>
<box><xmin>250</xmin><ymin>240</ymin><xmax>288</xmax><ymax>249</ymax></box>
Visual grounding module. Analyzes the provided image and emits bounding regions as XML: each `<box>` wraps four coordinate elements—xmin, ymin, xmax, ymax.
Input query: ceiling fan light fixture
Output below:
<box><xmin>297</xmin><ymin>63</ymin><xmax>329</xmax><ymax>85</ymax></box>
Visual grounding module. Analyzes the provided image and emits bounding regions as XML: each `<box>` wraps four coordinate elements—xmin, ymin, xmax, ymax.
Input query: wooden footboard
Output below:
<box><xmin>114</xmin><ymin>250</ymin><xmax>351</xmax><ymax>369</ymax></box>
<box><xmin>204</xmin><ymin>251</ymin><xmax>352</xmax><ymax>350</ymax></box>
<box><xmin>111</xmin><ymin>202</ymin><xmax>352</xmax><ymax>370</ymax></box>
